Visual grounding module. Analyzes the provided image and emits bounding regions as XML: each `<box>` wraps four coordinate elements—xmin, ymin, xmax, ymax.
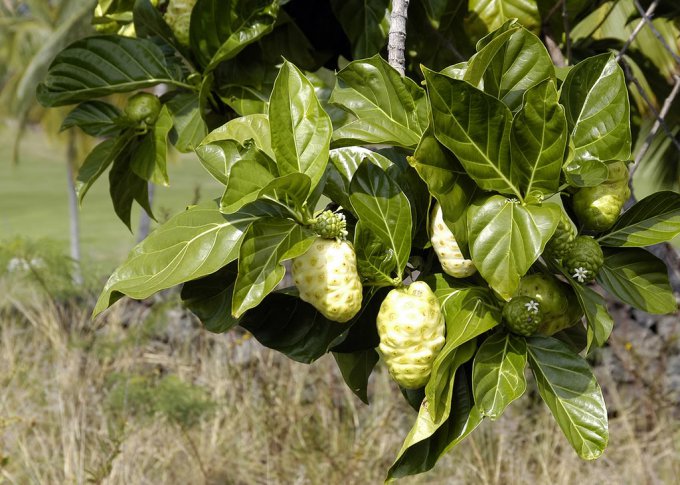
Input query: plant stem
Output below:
<box><xmin>388</xmin><ymin>0</ymin><xmax>411</xmax><ymax>75</ymax></box>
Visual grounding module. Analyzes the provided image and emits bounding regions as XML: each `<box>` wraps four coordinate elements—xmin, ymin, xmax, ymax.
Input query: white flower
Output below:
<box><xmin>573</xmin><ymin>267</ymin><xmax>589</xmax><ymax>283</ymax></box>
<box><xmin>7</xmin><ymin>257</ymin><xmax>29</xmax><ymax>273</ymax></box>
<box><xmin>524</xmin><ymin>299</ymin><xmax>540</xmax><ymax>314</ymax></box>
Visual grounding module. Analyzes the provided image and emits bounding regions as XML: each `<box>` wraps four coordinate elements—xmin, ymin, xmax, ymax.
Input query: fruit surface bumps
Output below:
<box><xmin>544</xmin><ymin>210</ymin><xmax>576</xmax><ymax>261</ymax></box>
<box><xmin>377</xmin><ymin>282</ymin><xmax>445</xmax><ymax>389</ymax></box>
<box><xmin>573</xmin><ymin>161</ymin><xmax>630</xmax><ymax>231</ymax></box>
<box><xmin>502</xmin><ymin>296</ymin><xmax>542</xmax><ymax>336</ymax></box>
<box><xmin>164</xmin><ymin>0</ymin><xmax>197</xmax><ymax>46</ymax></box>
<box><xmin>291</xmin><ymin>238</ymin><xmax>362</xmax><ymax>323</ymax></box>
<box><xmin>516</xmin><ymin>273</ymin><xmax>582</xmax><ymax>335</ymax></box>
<box><xmin>125</xmin><ymin>92</ymin><xmax>161</xmax><ymax>125</ymax></box>
<box><xmin>562</xmin><ymin>236</ymin><xmax>604</xmax><ymax>284</ymax></box>
<box><xmin>430</xmin><ymin>202</ymin><xmax>476</xmax><ymax>278</ymax></box>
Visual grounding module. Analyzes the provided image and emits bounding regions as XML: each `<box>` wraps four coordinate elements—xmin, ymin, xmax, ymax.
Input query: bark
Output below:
<box><xmin>66</xmin><ymin>131</ymin><xmax>83</xmax><ymax>285</ymax></box>
<box><xmin>387</xmin><ymin>0</ymin><xmax>410</xmax><ymax>75</ymax></box>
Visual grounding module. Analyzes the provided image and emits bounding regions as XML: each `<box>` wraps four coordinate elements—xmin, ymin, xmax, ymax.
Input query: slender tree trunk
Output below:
<box><xmin>137</xmin><ymin>182</ymin><xmax>155</xmax><ymax>242</ymax></box>
<box><xmin>66</xmin><ymin>131</ymin><xmax>83</xmax><ymax>285</ymax></box>
<box><xmin>388</xmin><ymin>0</ymin><xmax>411</xmax><ymax>75</ymax></box>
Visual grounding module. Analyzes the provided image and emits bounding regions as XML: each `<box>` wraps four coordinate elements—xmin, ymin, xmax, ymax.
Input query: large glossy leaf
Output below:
<box><xmin>190</xmin><ymin>0</ymin><xmax>279</xmax><ymax>71</ymax></box>
<box><xmin>332</xmin><ymin>349</ymin><xmax>380</xmax><ymax>404</ymax></box>
<box><xmin>564</xmin><ymin>159</ymin><xmax>609</xmax><ymax>188</ymax></box>
<box><xmin>269</xmin><ymin>60</ymin><xmax>332</xmax><ymax>192</ymax></box>
<box><xmin>598</xmin><ymin>192</ymin><xmax>680</xmax><ymax>247</ymax></box>
<box><xmin>180</xmin><ymin>263</ymin><xmax>240</xmax><ymax>334</ymax></box>
<box><xmin>200</xmin><ymin>114</ymin><xmax>273</xmax><ymax>159</ymax></box>
<box><xmin>131</xmin><ymin>105</ymin><xmax>173</xmax><ymax>185</ymax></box>
<box><xmin>387</xmin><ymin>365</ymin><xmax>483</xmax><ymax>479</ymax></box>
<box><xmin>109</xmin><ymin>141</ymin><xmax>154</xmax><ymax>229</ymax></box>
<box><xmin>477</xmin><ymin>27</ymin><xmax>554</xmax><ymax>111</ymax></box>
<box><xmin>510</xmin><ymin>79</ymin><xmax>566</xmax><ymax>196</ymax></box>
<box><xmin>463</xmin><ymin>21</ymin><xmax>519</xmax><ymax>86</ymax></box>
<box><xmin>165</xmin><ymin>91</ymin><xmax>207</xmax><ymax>153</ymax></box>
<box><xmin>220</xmin><ymin>148</ymin><xmax>278</xmax><ymax>214</ymax></box>
<box><xmin>232</xmin><ymin>218</ymin><xmax>315</xmax><ymax>317</ymax></box>
<box><xmin>36</xmin><ymin>35</ymin><xmax>186</xmax><ymax>107</ymax></box>
<box><xmin>409</xmin><ymin>125</ymin><xmax>476</xmax><ymax>225</ymax></box>
<box><xmin>330</xmin><ymin>0</ymin><xmax>390</xmax><ymax>59</ymax></box>
<box><xmin>325</xmin><ymin>147</ymin><xmax>393</xmax><ymax>209</ymax></box>
<box><xmin>567</xmin><ymin>279</ymin><xmax>613</xmax><ymax>352</ymax></box>
<box><xmin>349</xmin><ymin>161</ymin><xmax>412</xmax><ymax>282</ymax></box>
<box><xmin>133</xmin><ymin>0</ymin><xmax>184</xmax><ymax>53</ymax></box>
<box><xmin>596</xmin><ymin>248</ymin><xmax>677</xmax><ymax>315</ymax></box>
<box><xmin>527</xmin><ymin>336</ymin><xmax>609</xmax><ymax>460</ymax></box>
<box><xmin>467</xmin><ymin>196</ymin><xmax>560</xmax><ymax>299</ymax></box>
<box><xmin>472</xmin><ymin>332</ymin><xmax>527</xmax><ymax>420</ymax></box>
<box><xmin>467</xmin><ymin>0</ymin><xmax>541</xmax><ymax>38</ymax></box>
<box><xmin>61</xmin><ymin>100</ymin><xmax>127</xmax><ymax>137</ymax></box>
<box><xmin>559</xmin><ymin>53</ymin><xmax>631</xmax><ymax>165</ymax></box>
<box><xmin>257</xmin><ymin>173</ymin><xmax>313</xmax><ymax>217</ymax></box>
<box><xmin>423</xmin><ymin>67</ymin><xmax>521</xmax><ymax>198</ymax></box>
<box><xmin>330</xmin><ymin>55</ymin><xmax>429</xmax><ymax>148</ymax></box>
<box><xmin>93</xmin><ymin>201</ymin><xmax>261</xmax><ymax>316</ymax></box>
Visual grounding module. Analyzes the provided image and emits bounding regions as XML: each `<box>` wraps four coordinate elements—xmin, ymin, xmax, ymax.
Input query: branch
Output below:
<box><xmin>616</xmin><ymin>0</ymin><xmax>659</xmax><ymax>62</ymax></box>
<box><xmin>388</xmin><ymin>0</ymin><xmax>411</xmax><ymax>75</ymax></box>
<box><xmin>633</xmin><ymin>0</ymin><xmax>680</xmax><ymax>64</ymax></box>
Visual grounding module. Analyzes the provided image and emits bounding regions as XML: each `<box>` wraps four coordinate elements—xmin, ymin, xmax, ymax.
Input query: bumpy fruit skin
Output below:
<box><xmin>164</xmin><ymin>0</ymin><xmax>197</xmax><ymax>46</ymax></box>
<box><xmin>516</xmin><ymin>274</ymin><xmax>582</xmax><ymax>335</ymax></box>
<box><xmin>125</xmin><ymin>93</ymin><xmax>161</xmax><ymax>125</ymax></box>
<box><xmin>311</xmin><ymin>210</ymin><xmax>348</xmax><ymax>240</ymax></box>
<box><xmin>430</xmin><ymin>203</ymin><xmax>476</xmax><ymax>278</ymax></box>
<box><xmin>544</xmin><ymin>210</ymin><xmax>577</xmax><ymax>261</ymax></box>
<box><xmin>562</xmin><ymin>236</ymin><xmax>604</xmax><ymax>284</ymax></box>
<box><xmin>291</xmin><ymin>238</ymin><xmax>362</xmax><ymax>323</ymax></box>
<box><xmin>573</xmin><ymin>162</ymin><xmax>630</xmax><ymax>231</ymax></box>
<box><xmin>377</xmin><ymin>282</ymin><xmax>445</xmax><ymax>389</ymax></box>
<box><xmin>502</xmin><ymin>296</ymin><xmax>542</xmax><ymax>336</ymax></box>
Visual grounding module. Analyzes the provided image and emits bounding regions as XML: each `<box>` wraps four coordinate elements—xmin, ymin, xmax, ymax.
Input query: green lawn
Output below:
<box><xmin>0</xmin><ymin>127</ymin><xmax>222</xmax><ymax>267</ymax></box>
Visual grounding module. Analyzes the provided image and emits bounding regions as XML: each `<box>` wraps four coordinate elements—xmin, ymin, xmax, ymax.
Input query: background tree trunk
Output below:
<box><xmin>66</xmin><ymin>130</ymin><xmax>83</xmax><ymax>285</ymax></box>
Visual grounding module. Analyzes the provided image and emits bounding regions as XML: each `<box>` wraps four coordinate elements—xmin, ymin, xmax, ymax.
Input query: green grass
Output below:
<box><xmin>0</xmin><ymin>127</ymin><xmax>222</xmax><ymax>266</ymax></box>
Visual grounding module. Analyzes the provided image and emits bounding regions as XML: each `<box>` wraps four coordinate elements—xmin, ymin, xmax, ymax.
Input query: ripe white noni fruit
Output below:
<box><xmin>292</xmin><ymin>238</ymin><xmax>362</xmax><ymax>323</ymax></box>
<box><xmin>430</xmin><ymin>202</ymin><xmax>476</xmax><ymax>278</ymax></box>
<box><xmin>377</xmin><ymin>281</ymin><xmax>446</xmax><ymax>389</ymax></box>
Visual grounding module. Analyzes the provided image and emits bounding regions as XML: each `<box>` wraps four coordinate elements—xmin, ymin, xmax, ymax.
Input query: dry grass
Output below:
<box><xmin>0</xmin><ymin>285</ymin><xmax>678</xmax><ymax>485</ymax></box>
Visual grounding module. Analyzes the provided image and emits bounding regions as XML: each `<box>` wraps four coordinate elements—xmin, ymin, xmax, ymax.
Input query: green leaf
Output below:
<box><xmin>559</xmin><ymin>53</ymin><xmax>631</xmax><ymax>165</ymax></box>
<box><xmin>131</xmin><ymin>105</ymin><xmax>173</xmax><ymax>185</ymax></box>
<box><xmin>425</xmin><ymin>339</ymin><xmax>477</xmax><ymax>425</ymax></box>
<box><xmin>467</xmin><ymin>196</ymin><xmax>560</xmax><ymax>299</ymax></box>
<box><xmin>596</xmin><ymin>248</ymin><xmax>677</xmax><ymax>315</ymax></box>
<box><xmin>409</xmin><ymin>125</ymin><xmax>476</xmax><ymax>225</ymax></box>
<box><xmin>109</xmin><ymin>140</ymin><xmax>154</xmax><ymax>229</ymax></box>
<box><xmin>564</xmin><ymin>159</ymin><xmax>609</xmax><ymax>188</ymax></box>
<box><xmin>423</xmin><ymin>67</ymin><xmax>520</xmax><ymax>198</ymax></box>
<box><xmin>269</xmin><ymin>60</ymin><xmax>332</xmax><ymax>192</ymax></box>
<box><xmin>231</xmin><ymin>218</ymin><xmax>315</xmax><ymax>317</ymax></box>
<box><xmin>467</xmin><ymin>0</ymin><xmax>541</xmax><ymax>38</ymax></box>
<box><xmin>61</xmin><ymin>100</ymin><xmax>127</xmax><ymax>137</ymax></box>
<box><xmin>330</xmin><ymin>0</ymin><xmax>390</xmax><ymax>59</ymax></box>
<box><xmin>166</xmin><ymin>92</ymin><xmax>207</xmax><ymax>153</ymax></box>
<box><xmin>527</xmin><ymin>336</ymin><xmax>608</xmax><ymax>460</ymax></box>
<box><xmin>201</xmin><ymin>114</ymin><xmax>274</xmax><ymax>159</ymax></box>
<box><xmin>332</xmin><ymin>349</ymin><xmax>380</xmax><ymax>404</ymax></box>
<box><xmin>36</xmin><ymin>35</ymin><xmax>186</xmax><ymax>107</ymax></box>
<box><xmin>477</xmin><ymin>27</ymin><xmax>555</xmax><ymax>112</ymax></box>
<box><xmin>598</xmin><ymin>192</ymin><xmax>680</xmax><ymax>247</ymax></box>
<box><xmin>510</xmin><ymin>79</ymin><xmax>566</xmax><ymax>196</ymax></box>
<box><xmin>239</xmin><ymin>288</ymin><xmax>350</xmax><ymax>364</ymax></box>
<box><xmin>353</xmin><ymin>224</ymin><xmax>400</xmax><ymax>287</ymax></box>
<box><xmin>330</xmin><ymin>55</ymin><xmax>429</xmax><ymax>148</ymax></box>
<box><xmin>257</xmin><ymin>173</ymin><xmax>312</xmax><ymax>216</ymax></box>
<box><xmin>190</xmin><ymin>0</ymin><xmax>279</xmax><ymax>71</ymax></box>
<box><xmin>463</xmin><ymin>23</ymin><xmax>519</xmax><ymax>87</ymax></box>
<box><xmin>387</xmin><ymin>365</ymin><xmax>483</xmax><ymax>479</ymax></box>
<box><xmin>325</xmin><ymin>147</ymin><xmax>393</xmax><ymax>209</ymax></box>
<box><xmin>349</xmin><ymin>160</ymin><xmax>412</xmax><ymax>283</ymax></box>
<box><xmin>93</xmin><ymin>201</ymin><xmax>260</xmax><ymax>316</ymax></box>
<box><xmin>180</xmin><ymin>263</ymin><xmax>240</xmax><ymax>333</ymax></box>
<box><xmin>133</xmin><ymin>0</ymin><xmax>184</xmax><ymax>53</ymax></box>
<box><xmin>472</xmin><ymin>332</ymin><xmax>527</xmax><ymax>420</ymax></box>
<box><xmin>566</xmin><ymin>278</ymin><xmax>613</xmax><ymax>352</ymax></box>
<box><xmin>220</xmin><ymin>145</ymin><xmax>278</xmax><ymax>213</ymax></box>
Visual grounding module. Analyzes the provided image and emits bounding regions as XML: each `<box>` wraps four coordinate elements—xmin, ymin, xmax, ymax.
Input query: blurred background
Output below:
<box><xmin>1</xmin><ymin>0</ymin><xmax>679</xmax><ymax>483</ymax></box>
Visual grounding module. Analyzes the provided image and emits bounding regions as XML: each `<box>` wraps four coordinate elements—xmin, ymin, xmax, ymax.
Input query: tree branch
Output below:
<box><xmin>388</xmin><ymin>0</ymin><xmax>410</xmax><ymax>75</ymax></box>
<box><xmin>616</xmin><ymin>0</ymin><xmax>659</xmax><ymax>62</ymax></box>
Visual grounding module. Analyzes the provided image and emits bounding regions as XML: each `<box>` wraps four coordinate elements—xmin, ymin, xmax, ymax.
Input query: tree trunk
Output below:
<box><xmin>66</xmin><ymin>131</ymin><xmax>83</xmax><ymax>285</ymax></box>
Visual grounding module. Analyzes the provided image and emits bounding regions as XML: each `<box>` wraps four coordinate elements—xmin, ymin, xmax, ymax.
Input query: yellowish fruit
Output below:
<box><xmin>430</xmin><ymin>203</ymin><xmax>476</xmax><ymax>278</ymax></box>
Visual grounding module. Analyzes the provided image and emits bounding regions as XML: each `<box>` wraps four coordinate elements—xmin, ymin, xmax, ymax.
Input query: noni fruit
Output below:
<box><xmin>544</xmin><ymin>210</ymin><xmax>576</xmax><ymax>261</ymax></box>
<box><xmin>291</xmin><ymin>238</ymin><xmax>362</xmax><ymax>323</ymax></box>
<box><xmin>164</xmin><ymin>0</ymin><xmax>197</xmax><ymax>46</ymax></box>
<box><xmin>573</xmin><ymin>162</ymin><xmax>630</xmax><ymax>231</ymax></box>
<box><xmin>430</xmin><ymin>202</ymin><xmax>476</xmax><ymax>278</ymax></box>
<box><xmin>377</xmin><ymin>281</ymin><xmax>445</xmax><ymax>389</ymax></box>
<box><xmin>562</xmin><ymin>236</ymin><xmax>604</xmax><ymax>284</ymax></box>
<box><xmin>125</xmin><ymin>92</ymin><xmax>161</xmax><ymax>125</ymax></box>
<box><xmin>516</xmin><ymin>273</ymin><xmax>582</xmax><ymax>335</ymax></box>
<box><xmin>502</xmin><ymin>296</ymin><xmax>542</xmax><ymax>336</ymax></box>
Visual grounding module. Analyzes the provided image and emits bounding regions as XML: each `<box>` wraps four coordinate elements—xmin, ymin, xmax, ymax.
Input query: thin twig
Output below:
<box><xmin>633</xmin><ymin>0</ymin><xmax>680</xmax><ymax>64</ymax></box>
<box><xmin>632</xmin><ymin>75</ymin><xmax>680</xmax><ymax>168</ymax></box>
<box><xmin>543</xmin><ymin>0</ymin><xmax>565</xmax><ymax>24</ymax></box>
<box><xmin>616</xmin><ymin>0</ymin><xmax>659</xmax><ymax>62</ymax></box>
<box><xmin>543</xmin><ymin>30</ymin><xmax>566</xmax><ymax>67</ymax></box>
<box><xmin>388</xmin><ymin>0</ymin><xmax>411</xmax><ymax>75</ymax></box>
<box><xmin>561</xmin><ymin>0</ymin><xmax>572</xmax><ymax>65</ymax></box>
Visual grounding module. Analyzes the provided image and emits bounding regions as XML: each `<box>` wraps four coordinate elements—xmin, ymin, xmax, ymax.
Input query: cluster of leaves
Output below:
<box><xmin>36</xmin><ymin>0</ymin><xmax>680</xmax><ymax>480</ymax></box>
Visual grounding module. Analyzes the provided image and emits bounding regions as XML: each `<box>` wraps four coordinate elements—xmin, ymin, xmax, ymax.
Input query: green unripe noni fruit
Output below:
<box><xmin>544</xmin><ymin>210</ymin><xmax>577</xmax><ymax>261</ymax></box>
<box><xmin>562</xmin><ymin>236</ymin><xmax>604</xmax><ymax>284</ymax></box>
<box><xmin>502</xmin><ymin>296</ymin><xmax>542</xmax><ymax>336</ymax></box>
<box><xmin>573</xmin><ymin>162</ymin><xmax>630</xmax><ymax>231</ymax></box>
<box><xmin>430</xmin><ymin>203</ymin><xmax>476</xmax><ymax>278</ymax></box>
<box><xmin>377</xmin><ymin>281</ymin><xmax>445</xmax><ymax>389</ymax></box>
<box><xmin>516</xmin><ymin>273</ymin><xmax>582</xmax><ymax>335</ymax></box>
<box><xmin>164</xmin><ymin>0</ymin><xmax>197</xmax><ymax>46</ymax></box>
<box><xmin>125</xmin><ymin>92</ymin><xmax>161</xmax><ymax>125</ymax></box>
<box><xmin>291</xmin><ymin>238</ymin><xmax>362</xmax><ymax>323</ymax></box>
<box><xmin>310</xmin><ymin>210</ymin><xmax>348</xmax><ymax>240</ymax></box>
